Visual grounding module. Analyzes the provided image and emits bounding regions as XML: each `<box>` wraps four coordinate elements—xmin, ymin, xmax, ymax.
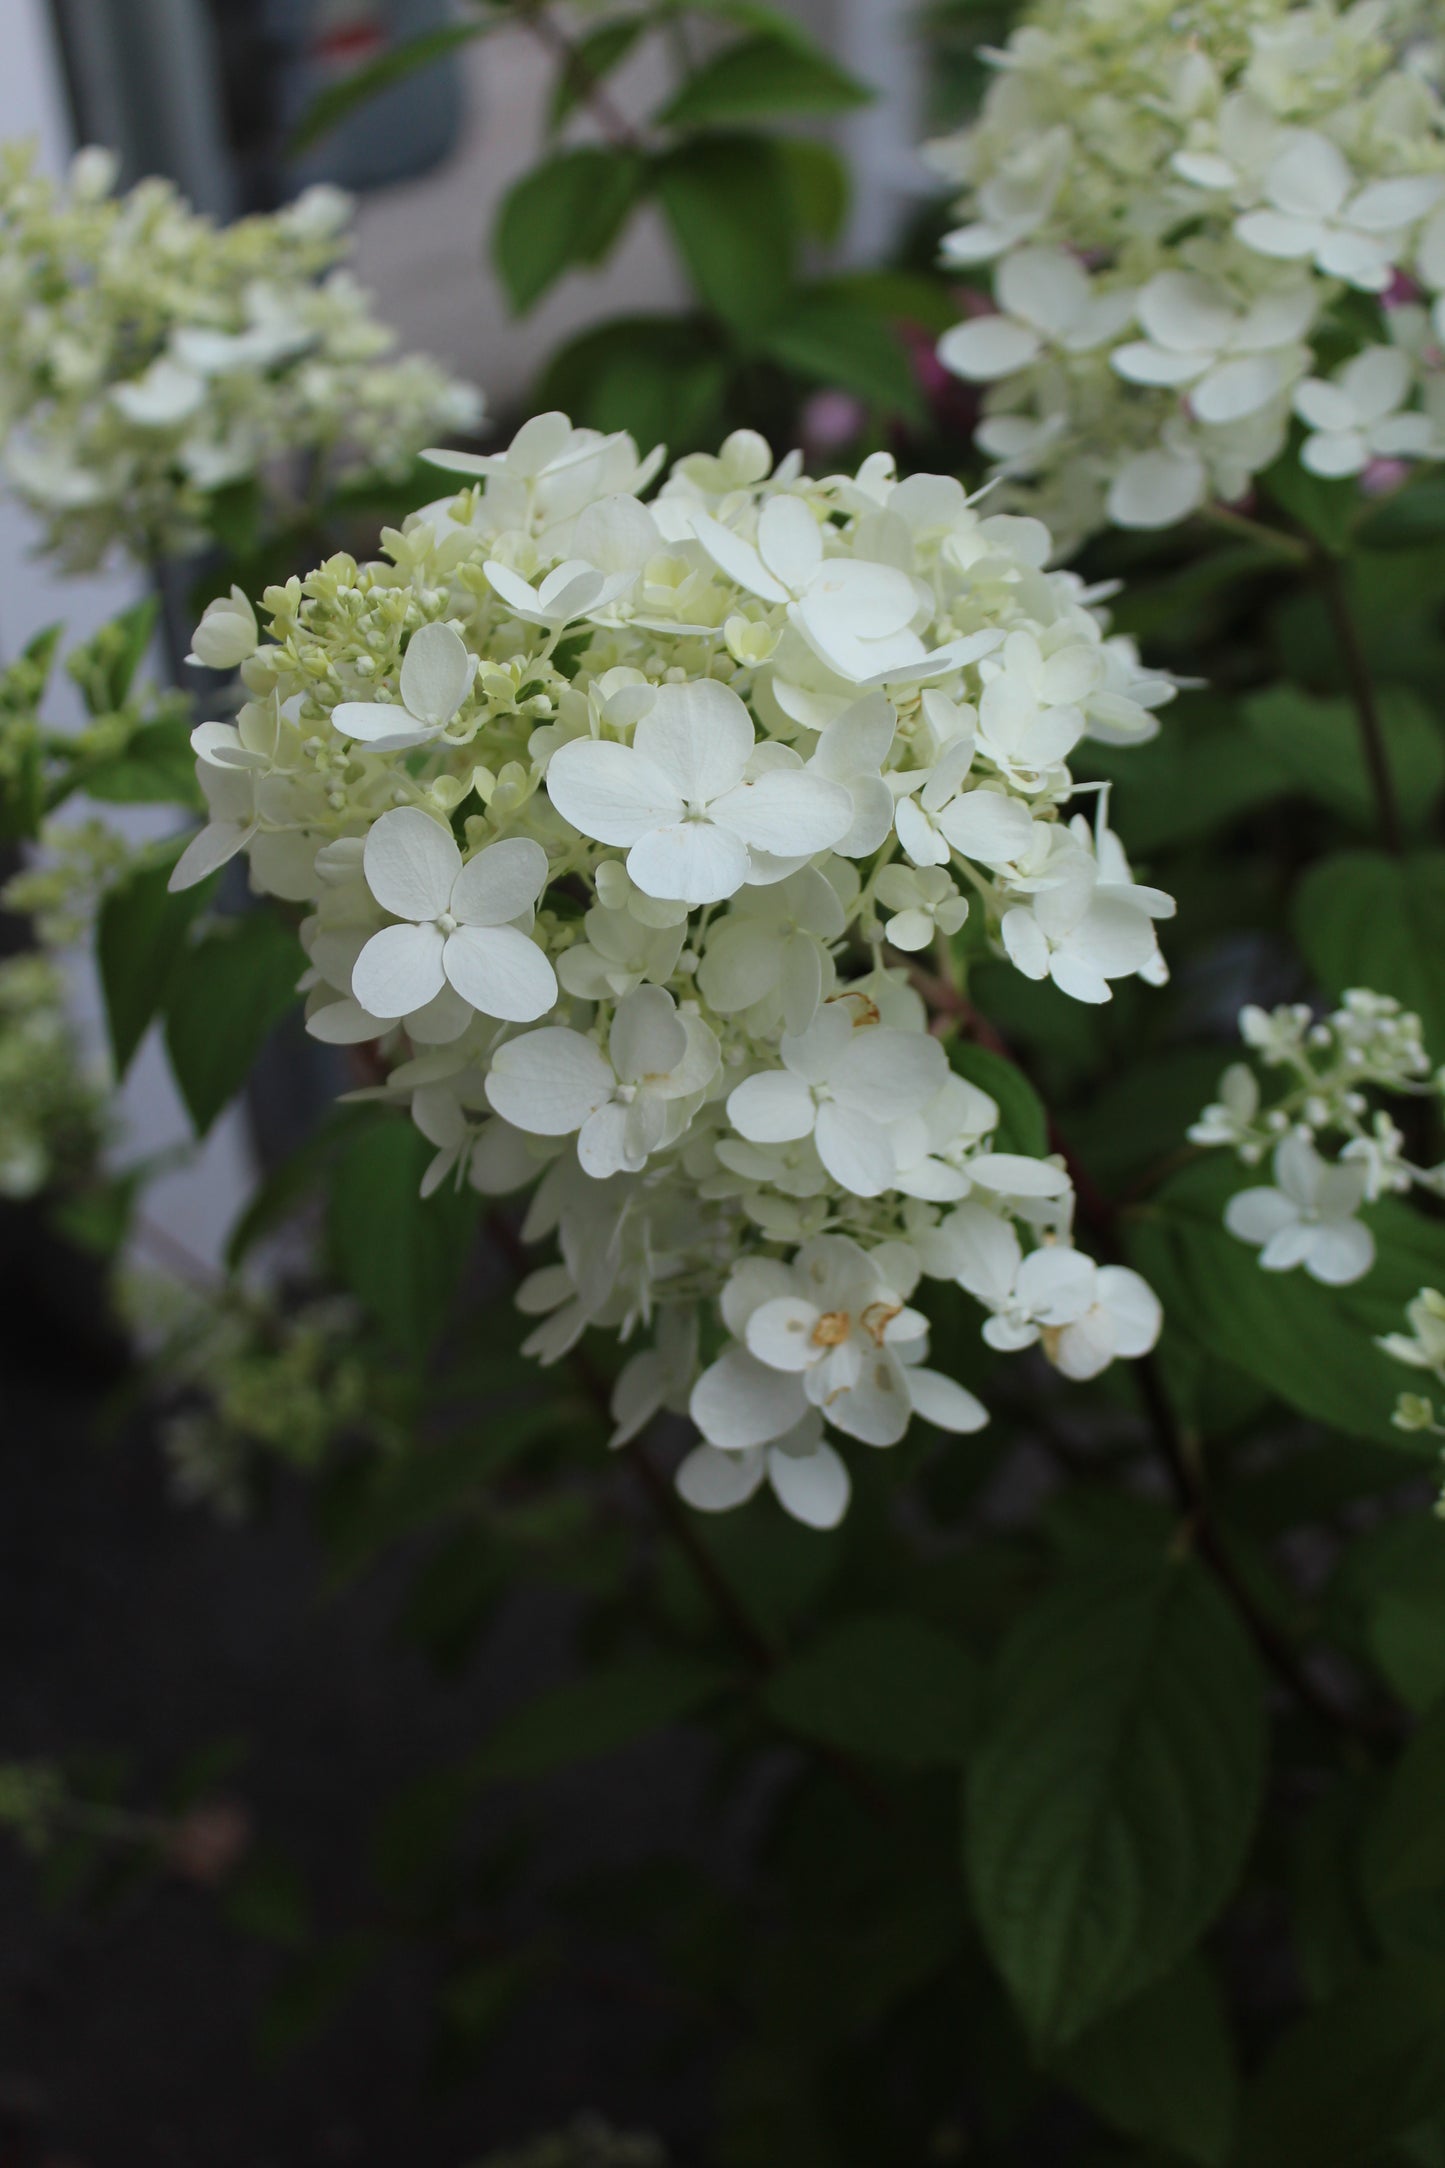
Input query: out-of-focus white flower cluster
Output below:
<box><xmin>170</xmin><ymin>412</ymin><xmax>1174</xmax><ymax>1527</ymax></box>
<box><xmin>118</xmin><ymin>1271</ymin><xmax>372</xmax><ymax>1519</ymax></box>
<box><xmin>930</xmin><ymin>0</ymin><xmax>1445</xmax><ymax>544</ymax></box>
<box><xmin>0</xmin><ymin>952</ymin><xmax>102</xmax><ymax>1198</ymax></box>
<box><xmin>0</xmin><ymin>144</ymin><xmax>482</xmax><ymax>569</ymax></box>
<box><xmin>1192</xmin><ymin>988</ymin><xmax>1445</xmax><ymax>1285</ymax></box>
<box><xmin>1380</xmin><ymin>1285</ymin><xmax>1445</xmax><ymax>1446</ymax></box>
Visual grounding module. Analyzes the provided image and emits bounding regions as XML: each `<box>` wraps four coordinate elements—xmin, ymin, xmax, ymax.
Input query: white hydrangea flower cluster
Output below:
<box><xmin>1380</xmin><ymin>1286</ymin><xmax>1445</xmax><ymax>1444</ymax></box>
<box><xmin>930</xmin><ymin>0</ymin><xmax>1445</xmax><ymax>543</ymax></box>
<box><xmin>171</xmin><ymin>412</ymin><xmax>1174</xmax><ymax>1526</ymax></box>
<box><xmin>1191</xmin><ymin>989</ymin><xmax>1445</xmax><ymax>1285</ymax></box>
<box><xmin>0</xmin><ymin>953</ymin><xmax>102</xmax><ymax>1199</ymax></box>
<box><xmin>0</xmin><ymin>145</ymin><xmax>482</xmax><ymax>569</ymax></box>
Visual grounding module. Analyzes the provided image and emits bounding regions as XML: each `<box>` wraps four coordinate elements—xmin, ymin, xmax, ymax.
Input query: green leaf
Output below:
<box><xmin>95</xmin><ymin>846</ymin><xmax>215</xmax><ymax>1076</ymax></box>
<box><xmin>69</xmin><ymin>597</ymin><xmax>158</xmax><ymax>714</ymax></box>
<box><xmin>654</xmin><ymin>135</ymin><xmax>795</xmax><ymax>333</ymax></box>
<box><xmin>493</xmin><ymin>146</ymin><xmax>645</xmax><ymax>313</ymax></box>
<box><xmin>290</xmin><ymin>20</ymin><xmax>495</xmax><ymax>151</ymax></box>
<box><xmin>1260</xmin><ymin>450</ymin><xmax>1359</xmax><ymax>556</ymax></box>
<box><xmin>1244</xmin><ymin>686</ymin><xmax>1444</xmax><ymax>833</ymax></box>
<box><xmin>1363</xmin><ymin>1698</ymin><xmax>1445</xmax><ymax>1915</ymax></box>
<box><xmin>538</xmin><ymin>311</ymin><xmax>730</xmax><ymax>448</ymax></box>
<box><xmin>762</xmin><ymin>1613</ymin><xmax>978</xmax><ymax>1767</ymax></box>
<box><xmin>660</xmin><ymin>33</ymin><xmax>869</xmax><ymax>129</ymax></box>
<box><xmin>760</xmin><ymin>284</ymin><xmax>924</xmax><ymax>418</ymax></box>
<box><xmin>1128</xmin><ymin>1157</ymin><xmax>1445</xmax><ymax>1448</ymax></box>
<box><xmin>1358</xmin><ymin>478</ymin><xmax>1445</xmax><ymax>549</ymax></box>
<box><xmin>224</xmin><ymin>1847</ymin><xmax>312</xmax><ymax>1948</ymax></box>
<box><xmin>947</xmin><ymin>1039</ymin><xmax>1049</xmax><ymax>1159</ymax></box>
<box><xmin>1293</xmin><ymin>850</ymin><xmax>1445</xmax><ymax>1057</ymax></box>
<box><xmin>1332</xmin><ymin>1519</ymin><xmax>1445</xmax><ymax>1712</ymax></box>
<box><xmin>1052</xmin><ymin>1958</ymin><xmax>1239</xmax><ymax>2166</ymax></box>
<box><xmin>548</xmin><ymin>15</ymin><xmax>649</xmax><ymax>131</ymax></box>
<box><xmin>475</xmin><ymin>1655</ymin><xmax>733</xmax><ymax>1781</ymax></box>
<box><xmin>325</xmin><ymin>1119</ymin><xmax>480</xmax><ymax>1351</ymax></box>
<box><xmin>224</xmin><ymin>1105</ymin><xmax>383</xmax><ymax>1271</ymax></box>
<box><xmin>1291</xmin><ymin>1778</ymin><xmax>1378</xmax><ymax>2003</ymax></box>
<box><xmin>163</xmin><ymin>911</ymin><xmax>302</xmax><ymax>1135</ymax></box>
<box><xmin>80</xmin><ymin>716</ymin><xmax>203</xmax><ymax>809</ymax></box>
<box><xmin>966</xmin><ymin>1552</ymin><xmax>1266</xmax><ymax>2045</ymax></box>
<box><xmin>257</xmin><ymin>1932</ymin><xmax>380</xmax><ymax>2068</ymax></box>
<box><xmin>777</xmin><ymin>137</ymin><xmax>851</xmax><ymax>244</ymax></box>
<box><xmin>1236</xmin><ymin>1961</ymin><xmax>1445</xmax><ymax>2168</ymax></box>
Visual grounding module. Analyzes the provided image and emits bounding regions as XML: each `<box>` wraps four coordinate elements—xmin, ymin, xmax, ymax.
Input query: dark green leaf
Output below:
<box><xmin>224</xmin><ymin>1105</ymin><xmax>384</xmax><ymax>1271</ymax></box>
<box><xmin>777</xmin><ymin>137</ymin><xmax>851</xmax><ymax>244</ymax></box>
<box><xmin>538</xmin><ymin>311</ymin><xmax>730</xmax><ymax>448</ymax></box>
<box><xmin>1364</xmin><ymin>1698</ymin><xmax>1445</xmax><ymax>1914</ymax></box>
<box><xmin>96</xmin><ymin>846</ymin><xmax>215</xmax><ymax>1076</ymax></box>
<box><xmin>163</xmin><ymin>911</ymin><xmax>302</xmax><ymax>1135</ymax></box>
<box><xmin>257</xmin><ymin>1932</ymin><xmax>380</xmax><ymax>2067</ymax></box>
<box><xmin>1358</xmin><ymin>478</ymin><xmax>1445</xmax><ymax>549</ymax></box>
<box><xmin>1244</xmin><ymin>686</ymin><xmax>1444</xmax><ymax>833</ymax></box>
<box><xmin>80</xmin><ymin>716</ymin><xmax>203</xmax><ymax>809</ymax></box>
<box><xmin>493</xmin><ymin>146</ymin><xmax>644</xmax><ymax>313</ymax></box>
<box><xmin>224</xmin><ymin>1847</ymin><xmax>312</xmax><ymax>1948</ymax></box>
<box><xmin>660</xmin><ymin>33</ymin><xmax>869</xmax><ymax>129</ymax></box>
<box><xmin>548</xmin><ymin>16</ymin><xmax>649</xmax><ymax>131</ymax></box>
<box><xmin>947</xmin><ymin>1038</ymin><xmax>1049</xmax><ymax>1158</ymax></box>
<box><xmin>763</xmin><ymin>1613</ymin><xmax>978</xmax><ymax>1767</ymax></box>
<box><xmin>1128</xmin><ymin>1157</ymin><xmax>1445</xmax><ymax>1448</ymax></box>
<box><xmin>1293</xmin><ymin>850</ymin><xmax>1445</xmax><ymax>1057</ymax></box>
<box><xmin>654</xmin><ymin>135</ymin><xmax>795</xmax><ymax>333</ymax></box>
<box><xmin>324</xmin><ymin>1119</ymin><xmax>479</xmax><ymax>1351</ymax></box>
<box><xmin>475</xmin><ymin>1655</ymin><xmax>733</xmax><ymax>1781</ymax></box>
<box><xmin>1083</xmin><ymin>701</ymin><xmax>1288</xmax><ymax>853</ymax></box>
<box><xmin>1260</xmin><ymin>451</ymin><xmax>1359</xmax><ymax>556</ymax></box>
<box><xmin>290</xmin><ymin>20</ymin><xmax>495</xmax><ymax>151</ymax></box>
<box><xmin>1052</xmin><ymin>1958</ymin><xmax>1239</xmax><ymax>2166</ymax></box>
<box><xmin>1332</xmin><ymin>1519</ymin><xmax>1445</xmax><ymax>1712</ymax></box>
<box><xmin>760</xmin><ymin>284</ymin><xmax>924</xmax><ymax>418</ymax></box>
<box><xmin>1291</xmin><ymin>1779</ymin><xmax>1378</xmax><ymax>2003</ymax></box>
<box><xmin>966</xmin><ymin>1553</ymin><xmax>1266</xmax><ymax>2044</ymax></box>
<box><xmin>1236</xmin><ymin>1961</ymin><xmax>1445</xmax><ymax>2168</ymax></box>
<box><xmin>69</xmin><ymin>597</ymin><xmax>158</xmax><ymax>714</ymax></box>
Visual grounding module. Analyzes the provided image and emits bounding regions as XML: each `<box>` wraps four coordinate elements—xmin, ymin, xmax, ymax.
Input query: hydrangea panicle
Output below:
<box><xmin>170</xmin><ymin>412</ymin><xmax>1178</xmax><ymax>1524</ymax></box>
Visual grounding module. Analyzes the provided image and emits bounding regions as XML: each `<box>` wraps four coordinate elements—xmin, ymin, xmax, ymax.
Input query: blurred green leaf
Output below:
<box><xmin>1293</xmin><ymin>850</ymin><xmax>1445</xmax><ymax>1056</ymax></box>
<box><xmin>96</xmin><ymin>844</ymin><xmax>215</xmax><ymax>1076</ymax></box>
<box><xmin>325</xmin><ymin>1120</ymin><xmax>479</xmax><ymax>1351</ymax></box>
<box><xmin>1260</xmin><ymin>451</ymin><xmax>1358</xmax><ymax>556</ymax></box>
<box><xmin>164</xmin><ymin>911</ymin><xmax>302</xmax><ymax>1135</ymax></box>
<box><xmin>1236</xmin><ymin>1960</ymin><xmax>1445</xmax><ymax>2167</ymax></box>
<box><xmin>760</xmin><ymin>283</ymin><xmax>924</xmax><ymax>418</ymax></box>
<box><xmin>947</xmin><ymin>1038</ymin><xmax>1049</xmax><ymax>1159</ymax></box>
<box><xmin>475</xmin><ymin>1654</ymin><xmax>734</xmax><ymax>1781</ymax></box>
<box><xmin>548</xmin><ymin>15</ymin><xmax>649</xmax><ymax>131</ymax></box>
<box><xmin>257</xmin><ymin>1932</ymin><xmax>380</xmax><ymax>2067</ymax></box>
<box><xmin>224</xmin><ymin>1847</ymin><xmax>312</xmax><ymax>1948</ymax></box>
<box><xmin>967</xmin><ymin>1552</ymin><xmax>1266</xmax><ymax>2045</ymax></box>
<box><xmin>538</xmin><ymin>311</ymin><xmax>730</xmax><ymax>447</ymax></box>
<box><xmin>1331</xmin><ymin>1520</ymin><xmax>1445</xmax><ymax>1713</ymax></box>
<box><xmin>1363</xmin><ymin>1698</ymin><xmax>1445</xmax><ymax>1915</ymax></box>
<box><xmin>661</xmin><ymin>33</ymin><xmax>869</xmax><ymax>129</ymax></box>
<box><xmin>493</xmin><ymin>146</ymin><xmax>645</xmax><ymax>313</ymax></box>
<box><xmin>654</xmin><ymin>134</ymin><xmax>795</xmax><ymax>332</ymax></box>
<box><xmin>1129</xmin><ymin>1157</ymin><xmax>1445</xmax><ymax>1448</ymax></box>
<box><xmin>1358</xmin><ymin>478</ymin><xmax>1445</xmax><ymax>549</ymax></box>
<box><xmin>763</xmin><ymin>1613</ymin><xmax>978</xmax><ymax>1766</ymax></box>
<box><xmin>290</xmin><ymin>20</ymin><xmax>496</xmax><ymax>151</ymax></box>
<box><xmin>81</xmin><ymin>716</ymin><xmax>202</xmax><ymax>809</ymax></box>
<box><xmin>777</xmin><ymin>137</ymin><xmax>851</xmax><ymax>244</ymax></box>
<box><xmin>1052</xmin><ymin>1958</ymin><xmax>1239</xmax><ymax>2165</ymax></box>
<box><xmin>1244</xmin><ymin>686</ymin><xmax>1444</xmax><ymax>833</ymax></box>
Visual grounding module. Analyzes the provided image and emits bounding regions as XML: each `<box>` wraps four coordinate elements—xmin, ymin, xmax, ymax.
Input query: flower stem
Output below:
<box><xmin>1314</xmin><ymin>550</ymin><xmax>1404</xmax><ymax>856</ymax></box>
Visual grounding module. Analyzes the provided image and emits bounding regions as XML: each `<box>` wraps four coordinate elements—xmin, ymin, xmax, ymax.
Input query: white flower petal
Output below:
<box><xmin>363</xmin><ymin>807</ymin><xmax>460</xmax><ymax>921</ymax></box>
<box><xmin>746</xmin><ymin>1296</ymin><xmax>824</xmax><ymax>1372</ymax></box>
<box><xmin>814</xmin><ymin>1101</ymin><xmax>896</xmax><ymax>1197</ymax></box>
<box><xmin>443</xmin><ymin>923</ymin><xmax>558</xmax><ymax>1021</ymax></box>
<box><xmin>485</xmin><ymin>1028</ymin><xmax>615</xmax><ymax>1134</ymax></box>
<box><xmin>545</xmin><ymin>738</ymin><xmax>684</xmax><ymax>848</ymax></box>
<box><xmin>331</xmin><ymin>702</ymin><xmax>438</xmax><ymax>751</ymax></box>
<box><xmin>727</xmin><ymin>1069</ymin><xmax>817</xmax><ymax>1144</ymax></box>
<box><xmin>712</xmin><ymin>771</ymin><xmax>853</xmax><ymax>858</ymax></box>
<box><xmin>610</xmin><ymin>984</ymin><xmax>687</xmax><ymax>1083</ymax></box>
<box><xmin>628</xmin><ymin>820</ymin><xmax>750</xmax><ymax>905</ymax></box>
<box><xmin>352</xmin><ymin>922</ymin><xmax>447</xmax><ymax>1019</ymax></box>
<box><xmin>400</xmin><ymin>621</ymin><xmax>473</xmax><ymax>727</ymax></box>
<box><xmin>938</xmin><ymin>315</ymin><xmax>1043</xmax><ymax>381</ymax></box>
<box><xmin>905</xmin><ymin>1366</ymin><xmax>988</xmax><ymax>1432</ymax></box>
<box><xmin>690</xmin><ymin>1346</ymin><xmax>809</xmax><ymax>1450</ymax></box>
<box><xmin>634</xmin><ymin>679</ymin><xmax>755</xmax><ymax>803</ymax></box>
<box><xmin>676</xmin><ymin>1442</ymin><xmax>768</xmax><ymax>1513</ymax></box>
<box><xmin>766</xmin><ymin>1438</ymin><xmax>851</xmax><ymax>1527</ymax></box>
<box><xmin>450</xmin><ymin>836</ymin><xmax>549</xmax><ymax>926</ymax></box>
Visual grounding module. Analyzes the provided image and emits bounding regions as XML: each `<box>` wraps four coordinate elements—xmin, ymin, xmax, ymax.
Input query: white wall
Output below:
<box><xmin>1</xmin><ymin>0</ymin><xmax>254</xmax><ymax>1277</ymax></box>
